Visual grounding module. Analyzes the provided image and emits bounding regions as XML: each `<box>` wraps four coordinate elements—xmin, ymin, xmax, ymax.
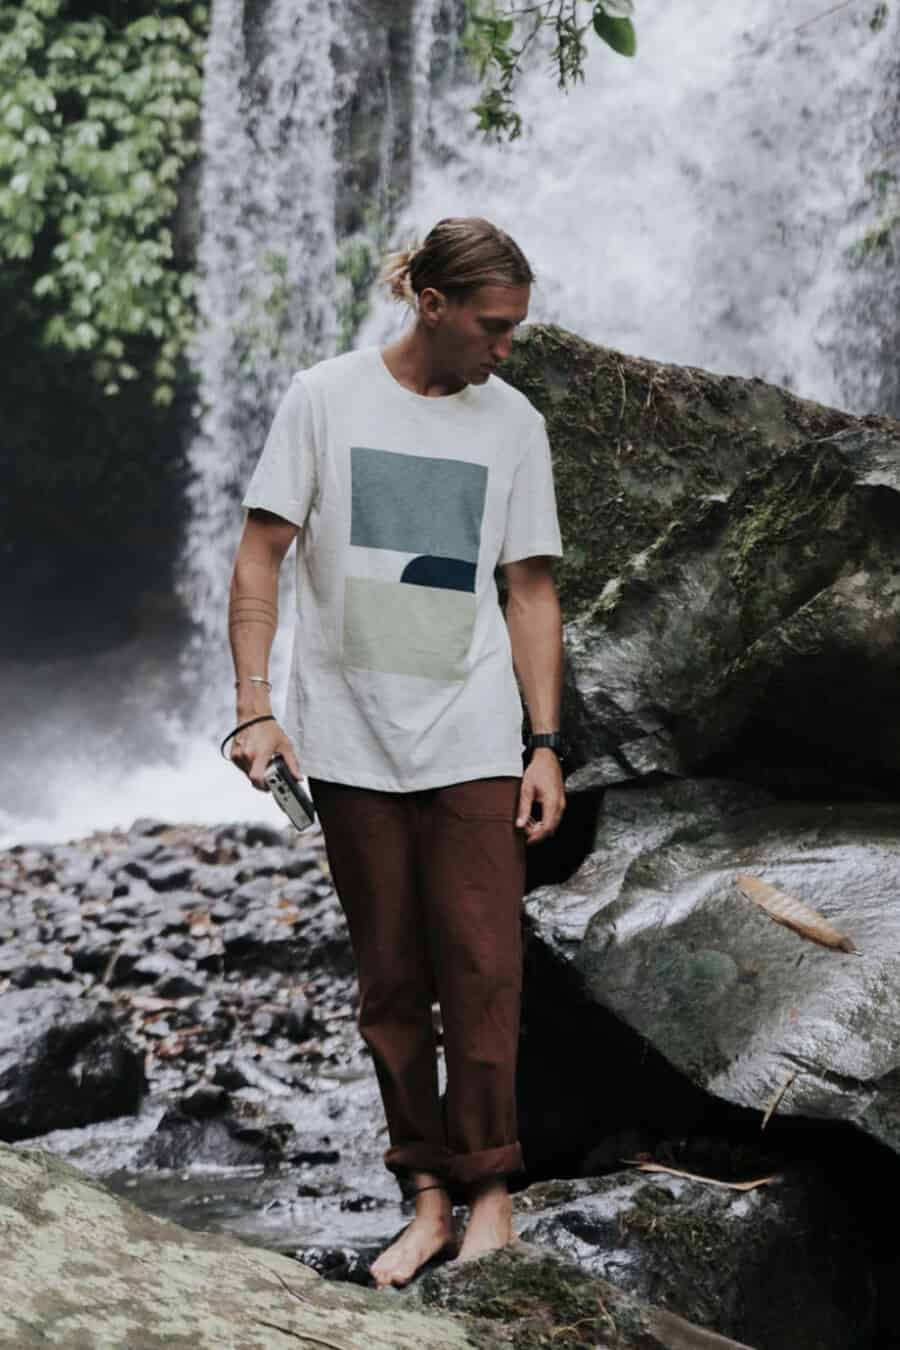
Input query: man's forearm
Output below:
<box><xmin>229</xmin><ymin>554</ymin><xmax>279</xmax><ymax>721</ymax></box>
<box><xmin>505</xmin><ymin>579</ymin><xmax>563</xmax><ymax>734</ymax></box>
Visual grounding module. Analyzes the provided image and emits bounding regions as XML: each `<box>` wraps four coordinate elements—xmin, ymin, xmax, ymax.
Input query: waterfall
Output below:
<box><xmin>183</xmin><ymin>0</ymin><xmax>339</xmax><ymax>651</ymax></box>
<box><xmin>364</xmin><ymin>1</ymin><xmax>900</xmax><ymax>415</ymax></box>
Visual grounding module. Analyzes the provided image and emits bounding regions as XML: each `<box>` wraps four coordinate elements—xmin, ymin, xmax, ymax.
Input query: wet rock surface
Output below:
<box><xmin>0</xmin><ymin>1142</ymin><xmax>488</xmax><ymax>1350</ymax></box>
<box><xmin>526</xmin><ymin>784</ymin><xmax>900</xmax><ymax>1156</ymax></box>
<box><xmin>403</xmin><ymin>1241</ymin><xmax>758</xmax><ymax>1350</ymax></box>
<box><xmin>0</xmin><ymin>986</ymin><xmax>144</xmax><ymax>1141</ymax></box>
<box><xmin>513</xmin><ymin>1169</ymin><xmax>875</xmax><ymax>1349</ymax></box>
<box><xmin>1</xmin><ymin>1139</ymin><xmax>779</xmax><ymax>1350</ymax></box>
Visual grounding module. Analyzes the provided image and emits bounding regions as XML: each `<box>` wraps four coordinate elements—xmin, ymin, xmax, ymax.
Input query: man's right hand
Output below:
<box><xmin>230</xmin><ymin>719</ymin><xmax>302</xmax><ymax>791</ymax></box>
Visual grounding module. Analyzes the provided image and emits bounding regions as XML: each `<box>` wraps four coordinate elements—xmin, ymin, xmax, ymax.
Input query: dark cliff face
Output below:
<box><xmin>0</xmin><ymin>267</ymin><xmax>193</xmax><ymax>661</ymax></box>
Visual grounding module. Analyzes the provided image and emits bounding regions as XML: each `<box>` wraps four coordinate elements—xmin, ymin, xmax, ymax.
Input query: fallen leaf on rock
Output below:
<box><xmin>156</xmin><ymin>1036</ymin><xmax>187</xmax><ymax>1059</ymax></box>
<box><xmin>734</xmin><ymin>874</ymin><xmax>857</xmax><ymax>953</ymax></box>
<box><xmin>761</xmin><ymin>1070</ymin><xmax>797</xmax><ymax>1130</ymax></box>
<box><xmin>623</xmin><ymin>1160</ymin><xmax>779</xmax><ymax>1191</ymax></box>
<box><xmin>129</xmin><ymin>995</ymin><xmax>182</xmax><ymax>1014</ymax></box>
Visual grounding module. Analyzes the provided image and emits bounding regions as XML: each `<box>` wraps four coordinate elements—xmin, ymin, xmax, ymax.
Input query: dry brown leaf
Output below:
<box><xmin>623</xmin><ymin>1160</ymin><xmax>779</xmax><ymax>1191</ymax></box>
<box><xmin>129</xmin><ymin>995</ymin><xmax>181</xmax><ymax>1014</ymax></box>
<box><xmin>734</xmin><ymin>873</ymin><xmax>857</xmax><ymax>953</ymax></box>
<box><xmin>156</xmin><ymin>1036</ymin><xmax>186</xmax><ymax>1060</ymax></box>
<box><xmin>761</xmin><ymin>1071</ymin><xmax>797</xmax><ymax>1130</ymax></box>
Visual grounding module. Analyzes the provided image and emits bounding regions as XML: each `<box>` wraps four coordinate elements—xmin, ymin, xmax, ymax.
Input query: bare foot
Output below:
<box><xmin>458</xmin><ymin>1179</ymin><xmax>513</xmax><ymax>1262</ymax></box>
<box><xmin>370</xmin><ymin>1178</ymin><xmax>457</xmax><ymax>1289</ymax></box>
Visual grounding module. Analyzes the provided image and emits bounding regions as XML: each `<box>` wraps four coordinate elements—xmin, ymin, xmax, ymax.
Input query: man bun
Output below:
<box><xmin>378</xmin><ymin>246</ymin><xmax>421</xmax><ymax>306</ymax></box>
<box><xmin>379</xmin><ymin>219</ymin><xmax>533</xmax><ymax>309</ymax></box>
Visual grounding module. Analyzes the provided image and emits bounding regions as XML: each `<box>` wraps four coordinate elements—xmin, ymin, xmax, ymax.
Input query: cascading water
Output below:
<box><xmin>184</xmin><ymin>0</ymin><xmax>339</xmax><ymax>645</ymax></box>
<box><xmin>4</xmin><ymin>0</ymin><xmax>898</xmax><ymax>846</ymax></box>
<box><xmin>365</xmin><ymin>0</ymin><xmax>900</xmax><ymax>415</ymax></box>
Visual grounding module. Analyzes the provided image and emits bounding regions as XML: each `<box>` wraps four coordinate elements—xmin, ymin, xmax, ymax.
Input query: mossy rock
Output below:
<box><xmin>406</xmin><ymin>1241</ymin><xmax>755</xmax><ymax>1349</ymax></box>
<box><xmin>502</xmin><ymin>324</ymin><xmax>857</xmax><ymax>622</ymax></box>
<box><xmin>548</xmin><ymin>412</ymin><xmax>900</xmax><ymax>791</ymax></box>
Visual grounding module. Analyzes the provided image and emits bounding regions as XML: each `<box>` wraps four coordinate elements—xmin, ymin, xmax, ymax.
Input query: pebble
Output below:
<box><xmin>285</xmin><ymin>996</ymin><xmax>312</xmax><ymax>1041</ymax></box>
<box><xmin>147</xmin><ymin>861</ymin><xmax>195</xmax><ymax>893</ymax></box>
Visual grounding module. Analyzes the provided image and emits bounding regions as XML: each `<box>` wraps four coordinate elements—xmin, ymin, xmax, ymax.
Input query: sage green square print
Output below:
<box><xmin>343</xmin><ymin>577</ymin><xmax>475</xmax><ymax>681</ymax></box>
<box><xmin>350</xmin><ymin>447</ymin><xmax>487</xmax><ymax>563</ymax></box>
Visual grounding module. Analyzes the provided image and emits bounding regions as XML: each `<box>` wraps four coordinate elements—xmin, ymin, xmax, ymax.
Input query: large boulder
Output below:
<box><xmin>563</xmin><ymin>427</ymin><xmax>900</xmax><ymax>792</ymax></box>
<box><xmin>0</xmin><ymin>1142</ymin><xmax>760</xmax><ymax>1350</ymax></box>
<box><xmin>0</xmin><ymin>986</ymin><xmax>144</xmax><ymax>1141</ymax></box>
<box><xmin>406</xmin><ymin>1242</ymin><xmax>756</xmax><ymax>1350</ymax></box>
<box><xmin>0</xmin><ymin>1143</ymin><xmax>479</xmax><ymax>1349</ymax></box>
<box><xmin>503</xmin><ymin>325</ymin><xmax>855</xmax><ymax>622</ymax></box>
<box><xmin>526</xmin><ymin>784</ymin><xmax>900</xmax><ymax>1155</ymax></box>
<box><xmin>503</xmin><ymin>328</ymin><xmax>900</xmax><ymax>796</ymax></box>
<box><xmin>514</xmin><ymin>1170</ymin><xmax>876</xmax><ymax>1350</ymax></box>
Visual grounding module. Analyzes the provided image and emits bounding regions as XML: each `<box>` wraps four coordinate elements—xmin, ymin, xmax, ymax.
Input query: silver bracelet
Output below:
<box><xmin>235</xmin><ymin>676</ymin><xmax>272</xmax><ymax>690</ymax></box>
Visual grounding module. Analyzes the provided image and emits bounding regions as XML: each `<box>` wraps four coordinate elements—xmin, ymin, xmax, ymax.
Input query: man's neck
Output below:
<box><xmin>381</xmin><ymin>332</ymin><xmax>466</xmax><ymax>398</ymax></box>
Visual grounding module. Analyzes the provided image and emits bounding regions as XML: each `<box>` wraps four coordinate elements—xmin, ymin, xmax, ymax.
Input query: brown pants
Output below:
<box><xmin>309</xmin><ymin>776</ymin><xmax>526</xmax><ymax>1189</ymax></box>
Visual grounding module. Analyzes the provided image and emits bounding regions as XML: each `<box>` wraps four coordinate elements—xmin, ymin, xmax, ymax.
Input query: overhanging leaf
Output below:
<box><xmin>593</xmin><ymin>11</ymin><xmax>636</xmax><ymax>56</ymax></box>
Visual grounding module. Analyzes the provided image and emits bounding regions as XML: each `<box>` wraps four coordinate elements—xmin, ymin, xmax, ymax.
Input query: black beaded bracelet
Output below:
<box><xmin>219</xmin><ymin>714</ymin><xmax>276</xmax><ymax>760</ymax></box>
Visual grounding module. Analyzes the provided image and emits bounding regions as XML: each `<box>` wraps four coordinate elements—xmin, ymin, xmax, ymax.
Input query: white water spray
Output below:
<box><xmin>365</xmin><ymin>0</ymin><xmax>899</xmax><ymax>415</ymax></box>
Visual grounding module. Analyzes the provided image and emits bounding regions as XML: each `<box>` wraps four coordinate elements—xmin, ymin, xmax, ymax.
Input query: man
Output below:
<box><xmin>228</xmin><ymin>217</ymin><xmax>565</xmax><ymax>1288</ymax></box>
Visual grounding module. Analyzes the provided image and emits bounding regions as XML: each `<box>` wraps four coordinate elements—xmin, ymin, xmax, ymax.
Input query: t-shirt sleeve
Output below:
<box><xmin>498</xmin><ymin>416</ymin><xmax>563</xmax><ymax>565</ymax></box>
<box><xmin>241</xmin><ymin>374</ymin><xmax>316</xmax><ymax>527</ymax></box>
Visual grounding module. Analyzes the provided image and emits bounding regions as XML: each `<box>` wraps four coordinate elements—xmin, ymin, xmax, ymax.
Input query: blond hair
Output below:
<box><xmin>380</xmin><ymin>217</ymin><xmax>534</xmax><ymax>308</ymax></box>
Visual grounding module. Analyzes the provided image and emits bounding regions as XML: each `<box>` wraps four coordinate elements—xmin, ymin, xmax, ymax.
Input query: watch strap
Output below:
<box><xmin>529</xmin><ymin>731</ymin><xmax>563</xmax><ymax>757</ymax></box>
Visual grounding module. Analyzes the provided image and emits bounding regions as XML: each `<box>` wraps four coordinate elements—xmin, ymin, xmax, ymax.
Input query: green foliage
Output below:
<box><xmin>336</xmin><ymin>236</ymin><xmax>378</xmax><ymax>352</ymax></box>
<box><xmin>849</xmin><ymin>169</ymin><xmax>899</xmax><ymax>267</ymax></box>
<box><xmin>592</xmin><ymin>6</ymin><xmax>636</xmax><ymax>56</ymax></box>
<box><xmin>234</xmin><ymin>249</ymin><xmax>292</xmax><ymax>375</ymax></box>
<box><xmin>464</xmin><ymin>0</ymin><xmax>636</xmax><ymax>139</ymax></box>
<box><xmin>0</xmin><ymin>0</ymin><xmax>208</xmax><ymax>406</ymax></box>
<box><xmin>870</xmin><ymin>3</ymin><xmax>888</xmax><ymax>32</ymax></box>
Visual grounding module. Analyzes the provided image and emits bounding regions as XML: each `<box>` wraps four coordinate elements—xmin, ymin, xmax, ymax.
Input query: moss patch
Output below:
<box><xmin>502</xmin><ymin>325</ymin><xmax>857</xmax><ymax>621</ymax></box>
<box><xmin>419</xmin><ymin>1247</ymin><xmax>657</xmax><ymax>1349</ymax></box>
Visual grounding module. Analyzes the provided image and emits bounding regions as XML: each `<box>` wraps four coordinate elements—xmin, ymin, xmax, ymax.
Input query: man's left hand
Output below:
<box><xmin>516</xmin><ymin>749</ymin><xmax>566</xmax><ymax>845</ymax></box>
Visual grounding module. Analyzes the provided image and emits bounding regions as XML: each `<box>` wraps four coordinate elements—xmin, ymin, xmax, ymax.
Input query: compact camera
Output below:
<box><xmin>263</xmin><ymin>754</ymin><xmax>316</xmax><ymax>832</ymax></box>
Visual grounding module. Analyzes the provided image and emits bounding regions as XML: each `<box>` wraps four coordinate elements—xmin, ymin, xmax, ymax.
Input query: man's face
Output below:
<box><xmin>423</xmin><ymin>283</ymin><xmax>531</xmax><ymax>385</ymax></box>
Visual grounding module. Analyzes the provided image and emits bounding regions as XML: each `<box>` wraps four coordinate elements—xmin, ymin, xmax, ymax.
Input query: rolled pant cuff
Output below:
<box><xmin>450</xmin><ymin>1142</ymin><xmax>524</xmax><ymax>1187</ymax></box>
<box><xmin>385</xmin><ymin>1141</ymin><xmax>454</xmax><ymax>1184</ymax></box>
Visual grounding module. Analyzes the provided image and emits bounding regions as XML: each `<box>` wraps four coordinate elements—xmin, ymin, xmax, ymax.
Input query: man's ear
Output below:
<box><xmin>418</xmin><ymin>286</ymin><xmax>446</xmax><ymax>328</ymax></box>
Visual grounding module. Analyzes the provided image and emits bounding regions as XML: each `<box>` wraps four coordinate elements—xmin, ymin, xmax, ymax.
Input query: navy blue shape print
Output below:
<box><xmin>401</xmin><ymin>555</ymin><xmax>476</xmax><ymax>593</ymax></box>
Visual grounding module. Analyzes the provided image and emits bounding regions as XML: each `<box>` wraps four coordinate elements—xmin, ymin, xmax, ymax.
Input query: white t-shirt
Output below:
<box><xmin>242</xmin><ymin>346</ymin><xmax>562</xmax><ymax>791</ymax></box>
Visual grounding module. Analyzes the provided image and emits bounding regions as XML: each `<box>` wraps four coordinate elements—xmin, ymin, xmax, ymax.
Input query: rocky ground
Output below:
<box><xmin>0</xmin><ymin>816</ymin><xmax>406</xmax><ymax>1256</ymax></box>
<box><xmin>2</xmin><ymin>809</ymin><xmax>897</xmax><ymax>1348</ymax></box>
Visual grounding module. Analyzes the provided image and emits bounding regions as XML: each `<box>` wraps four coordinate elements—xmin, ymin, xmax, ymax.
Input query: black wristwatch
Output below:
<box><xmin>528</xmin><ymin>731</ymin><xmax>564</xmax><ymax>760</ymax></box>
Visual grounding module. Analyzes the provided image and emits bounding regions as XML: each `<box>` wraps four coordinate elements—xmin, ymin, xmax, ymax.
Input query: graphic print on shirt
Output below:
<box><xmin>344</xmin><ymin>446</ymin><xmax>488</xmax><ymax>681</ymax></box>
